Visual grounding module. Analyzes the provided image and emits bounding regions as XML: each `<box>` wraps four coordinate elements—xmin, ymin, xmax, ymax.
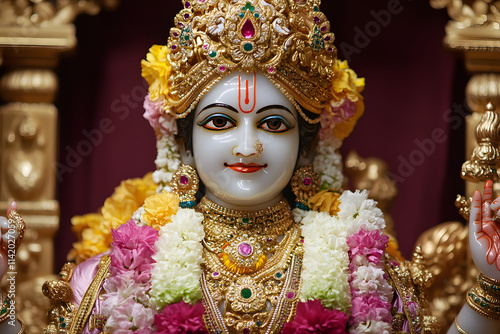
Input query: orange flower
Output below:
<box><xmin>386</xmin><ymin>234</ymin><xmax>405</xmax><ymax>262</ymax></box>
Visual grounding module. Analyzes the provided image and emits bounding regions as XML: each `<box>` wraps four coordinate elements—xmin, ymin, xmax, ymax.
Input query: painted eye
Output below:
<box><xmin>198</xmin><ymin>114</ymin><xmax>236</xmax><ymax>131</ymax></box>
<box><xmin>258</xmin><ymin>116</ymin><xmax>293</xmax><ymax>133</ymax></box>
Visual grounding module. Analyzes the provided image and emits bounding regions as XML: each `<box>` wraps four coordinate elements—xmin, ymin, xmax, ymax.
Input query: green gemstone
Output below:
<box><xmin>244</xmin><ymin>43</ymin><xmax>253</xmax><ymax>51</ymax></box>
<box><xmin>254</xmin><ymin>13</ymin><xmax>259</xmax><ymax>18</ymax></box>
<box><xmin>242</xmin><ymin>218</ymin><xmax>249</xmax><ymax>224</ymax></box>
<box><xmin>241</xmin><ymin>288</ymin><xmax>252</xmax><ymax>299</ymax></box>
<box><xmin>276</xmin><ymin>272</ymin><xmax>282</xmax><ymax>278</ymax></box>
<box><xmin>209</xmin><ymin>50</ymin><xmax>217</xmax><ymax>58</ymax></box>
<box><xmin>184</xmin><ymin>35</ymin><xmax>190</xmax><ymax>41</ymax></box>
<box><xmin>313</xmin><ymin>6</ymin><xmax>319</xmax><ymax>11</ymax></box>
<box><xmin>59</xmin><ymin>317</ymin><xmax>64</xmax><ymax>322</ymax></box>
<box><xmin>1</xmin><ymin>308</ymin><xmax>6</xmax><ymax>314</ymax></box>
<box><xmin>239</xmin><ymin>13</ymin><xmax>245</xmax><ymax>18</ymax></box>
<box><xmin>61</xmin><ymin>323</ymin><xmax>67</xmax><ymax>328</ymax></box>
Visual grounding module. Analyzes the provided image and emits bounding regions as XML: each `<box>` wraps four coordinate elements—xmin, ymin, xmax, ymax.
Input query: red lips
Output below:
<box><xmin>224</xmin><ymin>162</ymin><xmax>268</xmax><ymax>173</ymax></box>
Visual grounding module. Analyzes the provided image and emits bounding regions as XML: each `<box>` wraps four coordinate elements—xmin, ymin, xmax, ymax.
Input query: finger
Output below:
<box><xmin>471</xmin><ymin>190</ymin><xmax>483</xmax><ymax>234</ymax></box>
<box><xmin>7</xmin><ymin>201</ymin><xmax>17</xmax><ymax>216</ymax></box>
<box><xmin>491</xmin><ymin>195</ymin><xmax>500</xmax><ymax>211</ymax></box>
<box><xmin>483</xmin><ymin>180</ymin><xmax>494</xmax><ymax>203</ymax></box>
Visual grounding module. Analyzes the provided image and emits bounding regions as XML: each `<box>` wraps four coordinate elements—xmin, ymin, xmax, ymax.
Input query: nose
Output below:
<box><xmin>232</xmin><ymin>123</ymin><xmax>259</xmax><ymax>157</ymax></box>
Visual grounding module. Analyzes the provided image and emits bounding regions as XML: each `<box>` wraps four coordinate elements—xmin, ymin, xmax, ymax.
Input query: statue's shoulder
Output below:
<box><xmin>42</xmin><ymin>254</ymin><xmax>110</xmax><ymax>334</ymax></box>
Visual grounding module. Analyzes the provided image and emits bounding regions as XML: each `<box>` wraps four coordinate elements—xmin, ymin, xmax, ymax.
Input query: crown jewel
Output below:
<box><xmin>142</xmin><ymin>0</ymin><xmax>340</xmax><ymax>122</ymax></box>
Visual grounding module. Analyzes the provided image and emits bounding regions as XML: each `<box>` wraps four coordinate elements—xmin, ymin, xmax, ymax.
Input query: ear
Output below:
<box><xmin>179</xmin><ymin>140</ymin><xmax>196</xmax><ymax>167</ymax></box>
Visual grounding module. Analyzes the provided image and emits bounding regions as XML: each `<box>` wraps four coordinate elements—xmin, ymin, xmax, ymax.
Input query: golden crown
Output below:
<box><xmin>141</xmin><ymin>0</ymin><xmax>347</xmax><ymax>124</ymax></box>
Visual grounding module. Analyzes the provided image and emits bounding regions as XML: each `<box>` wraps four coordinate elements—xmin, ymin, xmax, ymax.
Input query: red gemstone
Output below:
<box><xmin>180</xmin><ymin>175</ymin><xmax>189</xmax><ymax>185</ymax></box>
<box><xmin>286</xmin><ymin>291</ymin><xmax>296</xmax><ymax>300</ymax></box>
<box><xmin>241</xmin><ymin>19</ymin><xmax>255</xmax><ymax>39</ymax></box>
<box><xmin>303</xmin><ymin>177</ymin><xmax>311</xmax><ymax>186</ymax></box>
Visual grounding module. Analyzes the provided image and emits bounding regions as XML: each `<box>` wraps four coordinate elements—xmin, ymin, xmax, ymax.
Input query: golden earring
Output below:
<box><xmin>290</xmin><ymin>165</ymin><xmax>320</xmax><ymax>210</ymax></box>
<box><xmin>171</xmin><ymin>163</ymin><xmax>200</xmax><ymax>208</ymax></box>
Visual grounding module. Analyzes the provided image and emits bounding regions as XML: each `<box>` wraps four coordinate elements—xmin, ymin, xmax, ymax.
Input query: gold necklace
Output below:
<box><xmin>197</xmin><ymin>197</ymin><xmax>304</xmax><ymax>334</ymax></box>
<box><xmin>199</xmin><ymin>197</ymin><xmax>293</xmax><ymax>275</ymax></box>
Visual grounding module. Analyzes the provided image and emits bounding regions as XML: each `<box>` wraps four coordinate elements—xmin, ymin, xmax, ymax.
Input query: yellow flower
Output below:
<box><xmin>332</xmin><ymin>98</ymin><xmax>365</xmax><ymax>141</ymax></box>
<box><xmin>308</xmin><ymin>190</ymin><xmax>342</xmax><ymax>215</ymax></box>
<box><xmin>68</xmin><ymin>173</ymin><xmax>158</xmax><ymax>262</ymax></box>
<box><xmin>386</xmin><ymin>234</ymin><xmax>405</xmax><ymax>262</ymax></box>
<box><xmin>141</xmin><ymin>45</ymin><xmax>172</xmax><ymax>101</ymax></box>
<box><xmin>142</xmin><ymin>191</ymin><xmax>180</xmax><ymax>230</ymax></box>
<box><xmin>331</xmin><ymin>60</ymin><xmax>365</xmax><ymax>102</ymax></box>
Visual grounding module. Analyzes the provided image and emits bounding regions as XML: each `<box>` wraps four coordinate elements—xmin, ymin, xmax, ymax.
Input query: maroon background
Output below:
<box><xmin>54</xmin><ymin>0</ymin><xmax>466</xmax><ymax>271</ymax></box>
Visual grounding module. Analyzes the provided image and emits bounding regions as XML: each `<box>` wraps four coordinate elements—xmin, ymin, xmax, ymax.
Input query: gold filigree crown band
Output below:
<box><xmin>142</xmin><ymin>0</ymin><xmax>339</xmax><ymax>123</ymax></box>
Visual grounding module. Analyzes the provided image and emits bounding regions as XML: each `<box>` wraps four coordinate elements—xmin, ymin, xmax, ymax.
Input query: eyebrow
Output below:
<box><xmin>199</xmin><ymin>103</ymin><xmax>239</xmax><ymax>114</ymax></box>
<box><xmin>256</xmin><ymin>105</ymin><xmax>293</xmax><ymax>116</ymax></box>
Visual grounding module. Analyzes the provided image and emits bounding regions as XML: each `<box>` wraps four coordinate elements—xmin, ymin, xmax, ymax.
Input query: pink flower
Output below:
<box><xmin>110</xmin><ymin>220</ymin><xmax>158</xmax><ymax>276</ymax></box>
<box><xmin>330</xmin><ymin>98</ymin><xmax>357</xmax><ymax>123</ymax></box>
<box><xmin>350</xmin><ymin>296</ymin><xmax>392</xmax><ymax>325</ymax></box>
<box><xmin>143</xmin><ymin>94</ymin><xmax>177</xmax><ymax>135</ymax></box>
<box><xmin>105</xmin><ymin>297</ymin><xmax>155</xmax><ymax>332</ymax></box>
<box><xmin>282</xmin><ymin>300</ymin><xmax>349</xmax><ymax>334</ymax></box>
<box><xmin>347</xmin><ymin>230</ymin><xmax>389</xmax><ymax>265</ymax></box>
<box><xmin>319</xmin><ymin>109</ymin><xmax>337</xmax><ymax>141</ymax></box>
<box><xmin>155</xmin><ymin>301</ymin><xmax>207</xmax><ymax>334</ymax></box>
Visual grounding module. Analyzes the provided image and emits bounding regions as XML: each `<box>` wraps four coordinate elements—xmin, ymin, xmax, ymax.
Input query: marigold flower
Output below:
<box><xmin>141</xmin><ymin>45</ymin><xmax>172</xmax><ymax>102</ymax></box>
<box><xmin>309</xmin><ymin>190</ymin><xmax>342</xmax><ymax>215</ymax></box>
<box><xmin>141</xmin><ymin>191</ymin><xmax>180</xmax><ymax>230</ymax></box>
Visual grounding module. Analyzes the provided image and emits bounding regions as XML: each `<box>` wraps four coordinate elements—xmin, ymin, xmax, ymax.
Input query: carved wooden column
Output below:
<box><xmin>0</xmin><ymin>1</ymin><xmax>119</xmax><ymax>332</ymax></box>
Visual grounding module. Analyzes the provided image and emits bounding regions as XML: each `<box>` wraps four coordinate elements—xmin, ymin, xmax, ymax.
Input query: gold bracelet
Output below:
<box><xmin>479</xmin><ymin>274</ymin><xmax>500</xmax><ymax>298</ymax></box>
<box><xmin>466</xmin><ymin>285</ymin><xmax>500</xmax><ymax>321</ymax></box>
<box><xmin>0</xmin><ymin>290</ymin><xmax>12</xmax><ymax>323</ymax></box>
<box><xmin>17</xmin><ymin>319</ymin><xmax>26</xmax><ymax>334</ymax></box>
<box><xmin>454</xmin><ymin>318</ymin><xmax>467</xmax><ymax>334</ymax></box>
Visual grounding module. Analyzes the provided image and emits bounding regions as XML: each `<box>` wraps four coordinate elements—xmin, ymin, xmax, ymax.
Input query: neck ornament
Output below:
<box><xmin>197</xmin><ymin>197</ymin><xmax>304</xmax><ymax>333</ymax></box>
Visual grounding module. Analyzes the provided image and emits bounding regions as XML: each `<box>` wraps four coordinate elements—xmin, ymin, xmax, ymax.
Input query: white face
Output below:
<box><xmin>192</xmin><ymin>71</ymin><xmax>299</xmax><ymax>210</ymax></box>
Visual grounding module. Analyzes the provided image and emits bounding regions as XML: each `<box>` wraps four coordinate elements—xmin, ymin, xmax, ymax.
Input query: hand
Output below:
<box><xmin>0</xmin><ymin>202</ymin><xmax>25</xmax><ymax>280</ymax></box>
<box><xmin>470</xmin><ymin>180</ymin><xmax>500</xmax><ymax>279</ymax></box>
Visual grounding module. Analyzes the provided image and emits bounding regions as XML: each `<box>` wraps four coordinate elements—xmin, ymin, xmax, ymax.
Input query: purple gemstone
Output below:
<box><xmin>243</xmin><ymin>329</ymin><xmax>250</xmax><ymax>334</ymax></box>
<box><xmin>173</xmin><ymin>32</ymin><xmax>179</xmax><ymax>37</ymax></box>
<box><xmin>266</xmin><ymin>238</ymin><xmax>273</xmax><ymax>242</ymax></box>
<box><xmin>184</xmin><ymin>13</ymin><xmax>190</xmax><ymax>19</ymax></box>
<box><xmin>180</xmin><ymin>175</ymin><xmax>189</xmax><ymax>185</ymax></box>
<box><xmin>171</xmin><ymin>45</ymin><xmax>177</xmax><ymax>50</ymax></box>
<box><xmin>219</xmin><ymin>66</ymin><xmax>226</xmax><ymax>72</ymax></box>
<box><xmin>241</xmin><ymin>19</ymin><xmax>256</xmax><ymax>39</ymax></box>
<box><xmin>286</xmin><ymin>291</ymin><xmax>296</xmax><ymax>300</ymax></box>
<box><xmin>238</xmin><ymin>243</ymin><xmax>253</xmax><ymax>257</ymax></box>
<box><xmin>268</xmin><ymin>67</ymin><xmax>275</xmax><ymax>73</ymax></box>
<box><xmin>321</xmin><ymin>26</ymin><xmax>326</xmax><ymax>32</ymax></box>
<box><xmin>212</xmin><ymin>272</ymin><xmax>219</xmax><ymax>277</ymax></box>
<box><xmin>178</xmin><ymin>22</ymin><xmax>184</xmax><ymax>27</ymax></box>
<box><xmin>327</xmin><ymin>47</ymin><xmax>334</xmax><ymax>52</ymax></box>
<box><xmin>313</xmin><ymin>17</ymin><xmax>320</xmax><ymax>24</ymax></box>
<box><xmin>303</xmin><ymin>177</ymin><xmax>311</xmax><ymax>186</ymax></box>
<box><xmin>185</xmin><ymin>2</ymin><xmax>191</xmax><ymax>8</ymax></box>
<box><xmin>324</xmin><ymin>36</ymin><xmax>331</xmax><ymax>41</ymax></box>
<box><xmin>198</xmin><ymin>0</ymin><xmax>206</xmax><ymax>2</ymax></box>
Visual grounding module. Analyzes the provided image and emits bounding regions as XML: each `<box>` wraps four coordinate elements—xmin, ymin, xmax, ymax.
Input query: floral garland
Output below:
<box><xmin>102</xmin><ymin>220</ymin><xmax>159</xmax><ymax>333</ymax></box>
<box><xmin>338</xmin><ymin>191</ymin><xmax>393</xmax><ymax>333</ymax></box>
<box><xmin>149</xmin><ymin>208</ymin><xmax>205</xmax><ymax>308</ymax></box>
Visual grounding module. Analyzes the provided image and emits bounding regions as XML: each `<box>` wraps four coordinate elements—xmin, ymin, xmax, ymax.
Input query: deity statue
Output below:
<box><xmin>0</xmin><ymin>0</ymin><xmax>499</xmax><ymax>333</ymax></box>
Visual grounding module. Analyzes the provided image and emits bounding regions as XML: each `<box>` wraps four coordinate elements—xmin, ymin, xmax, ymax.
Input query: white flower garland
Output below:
<box><xmin>313</xmin><ymin>140</ymin><xmax>344</xmax><ymax>192</ymax></box>
<box><xmin>150</xmin><ymin>207</ymin><xmax>205</xmax><ymax>308</ymax></box>
<box><xmin>152</xmin><ymin>134</ymin><xmax>181</xmax><ymax>193</ymax></box>
<box><xmin>297</xmin><ymin>209</ymin><xmax>352</xmax><ymax>311</ymax></box>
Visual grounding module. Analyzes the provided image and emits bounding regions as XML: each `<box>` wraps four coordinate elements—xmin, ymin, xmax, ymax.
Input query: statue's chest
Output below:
<box><xmin>201</xmin><ymin>227</ymin><xmax>304</xmax><ymax>333</ymax></box>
